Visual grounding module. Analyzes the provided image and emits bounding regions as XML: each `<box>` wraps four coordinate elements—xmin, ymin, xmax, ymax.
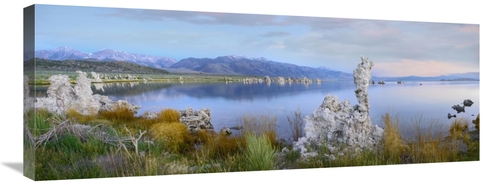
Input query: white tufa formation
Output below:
<box><xmin>140</xmin><ymin>107</ymin><xmax>215</xmax><ymax>133</ymax></box>
<box><xmin>72</xmin><ymin>71</ymin><xmax>101</xmax><ymax>115</ymax></box>
<box><xmin>292</xmin><ymin>56</ymin><xmax>384</xmax><ymax>159</ymax></box>
<box><xmin>179</xmin><ymin>108</ymin><xmax>214</xmax><ymax>133</ymax></box>
<box><xmin>90</xmin><ymin>71</ymin><xmax>102</xmax><ymax>82</ymax></box>
<box><xmin>35</xmin><ymin>74</ymin><xmax>76</xmax><ymax>115</ymax></box>
<box><xmin>35</xmin><ymin>71</ymin><xmax>140</xmax><ymax>116</ymax></box>
<box><xmin>24</xmin><ymin>75</ymin><xmax>34</xmax><ymax>114</ymax></box>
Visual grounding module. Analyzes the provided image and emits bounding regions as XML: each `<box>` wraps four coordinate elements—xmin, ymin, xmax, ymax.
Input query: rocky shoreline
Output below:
<box><xmin>26</xmin><ymin>71</ymin><xmax>221</xmax><ymax>135</ymax></box>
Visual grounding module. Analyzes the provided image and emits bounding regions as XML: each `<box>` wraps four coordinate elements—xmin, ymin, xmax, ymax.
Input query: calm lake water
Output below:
<box><xmin>32</xmin><ymin>80</ymin><xmax>480</xmax><ymax>140</ymax></box>
<box><xmin>93</xmin><ymin>81</ymin><xmax>480</xmax><ymax>137</ymax></box>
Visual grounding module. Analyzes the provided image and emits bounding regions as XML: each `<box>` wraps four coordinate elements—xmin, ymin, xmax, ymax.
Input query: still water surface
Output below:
<box><xmin>81</xmin><ymin>80</ymin><xmax>479</xmax><ymax>140</ymax></box>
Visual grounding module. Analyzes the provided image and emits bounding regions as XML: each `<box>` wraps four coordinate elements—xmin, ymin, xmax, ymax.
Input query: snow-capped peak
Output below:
<box><xmin>35</xmin><ymin>47</ymin><xmax>178</xmax><ymax>68</ymax></box>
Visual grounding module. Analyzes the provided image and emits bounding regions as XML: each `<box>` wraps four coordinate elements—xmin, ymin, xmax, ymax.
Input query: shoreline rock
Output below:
<box><xmin>463</xmin><ymin>99</ymin><xmax>474</xmax><ymax>107</ymax></box>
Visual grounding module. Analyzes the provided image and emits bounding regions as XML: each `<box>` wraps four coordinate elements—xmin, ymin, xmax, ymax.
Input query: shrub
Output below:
<box><xmin>149</xmin><ymin>122</ymin><xmax>192</xmax><ymax>153</ymax></box>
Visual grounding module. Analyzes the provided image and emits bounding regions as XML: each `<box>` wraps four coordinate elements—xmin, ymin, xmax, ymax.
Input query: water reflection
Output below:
<box><xmin>90</xmin><ymin>81</ymin><xmax>353</xmax><ymax>102</ymax></box>
<box><xmin>93</xmin><ymin>83</ymin><xmax>105</xmax><ymax>92</ymax></box>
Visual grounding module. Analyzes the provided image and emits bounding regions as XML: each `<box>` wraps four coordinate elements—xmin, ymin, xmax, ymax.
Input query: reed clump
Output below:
<box><xmin>286</xmin><ymin>107</ymin><xmax>304</xmax><ymax>142</ymax></box>
<box><xmin>240</xmin><ymin>114</ymin><xmax>278</xmax><ymax>147</ymax></box>
<box><xmin>381</xmin><ymin>113</ymin><xmax>406</xmax><ymax>164</ymax></box>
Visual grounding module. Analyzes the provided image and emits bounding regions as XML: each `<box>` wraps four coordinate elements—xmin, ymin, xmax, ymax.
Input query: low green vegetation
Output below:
<box><xmin>25</xmin><ymin>68</ymin><xmax>250</xmax><ymax>86</ymax></box>
<box><xmin>24</xmin><ymin>106</ymin><xmax>480</xmax><ymax>181</ymax></box>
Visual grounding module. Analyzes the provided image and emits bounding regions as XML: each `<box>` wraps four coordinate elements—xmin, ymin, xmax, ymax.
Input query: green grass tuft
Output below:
<box><xmin>241</xmin><ymin>133</ymin><xmax>277</xmax><ymax>171</ymax></box>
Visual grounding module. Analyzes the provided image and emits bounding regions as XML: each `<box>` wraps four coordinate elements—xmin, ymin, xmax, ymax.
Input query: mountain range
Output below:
<box><xmin>32</xmin><ymin>47</ymin><xmax>353</xmax><ymax>80</ymax></box>
<box><xmin>34</xmin><ymin>46</ymin><xmax>177</xmax><ymax>69</ymax></box>
<box><xmin>30</xmin><ymin>47</ymin><xmax>479</xmax><ymax>81</ymax></box>
<box><xmin>24</xmin><ymin>58</ymin><xmax>170</xmax><ymax>75</ymax></box>
<box><xmin>169</xmin><ymin>56</ymin><xmax>353</xmax><ymax>79</ymax></box>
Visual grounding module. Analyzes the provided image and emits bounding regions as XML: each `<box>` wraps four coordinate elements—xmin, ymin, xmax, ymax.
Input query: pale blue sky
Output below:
<box><xmin>34</xmin><ymin>4</ymin><xmax>479</xmax><ymax>77</ymax></box>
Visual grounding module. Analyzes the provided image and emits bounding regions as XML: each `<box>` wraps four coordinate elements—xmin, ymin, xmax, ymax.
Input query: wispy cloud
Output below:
<box><xmin>261</xmin><ymin>31</ymin><xmax>290</xmax><ymax>37</ymax></box>
<box><xmin>373</xmin><ymin>59</ymin><xmax>478</xmax><ymax>77</ymax></box>
<box><xmin>268</xmin><ymin>41</ymin><xmax>286</xmax><ymax>49</ymax></box>
<box><xmin>459</xmin><ymin>25</ymin><xmax>480</xmax><ymax>33</ymax></box>
<box><xmin>102</xmin><ymin>8</ymin><xmax>289</xmax><ymax>26</ymax></box>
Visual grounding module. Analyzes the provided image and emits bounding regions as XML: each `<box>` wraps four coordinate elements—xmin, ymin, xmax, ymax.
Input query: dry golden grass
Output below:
<box><xmin>191</xmin><ymin>129</ymin><xmax>217</xmax><ymax>144</ymax></box>
<box><xmin>472</xmin><ymin>114</ymin><xmax>480</xmax><ymax>132</ymax></box>
<box><xmin>215</xmin><ymin>136</ymin><xmax>246</xmax><ymax>159</ymax></box>
<box><xmin>449</xmin><ymin>118</ymin><xmax>469</xmax><ymax>139</ymax></box>
<box><xmin>66</xmin><ymin>108</ymin><xmax>97</xmax><ymax>123</ymax></box>
<box><xmin>149</xmin><ymin>122</ymin><xmax>193</xmax><ymax>153</ymax></box>
<box><xmin>128</xmin><ymin>109</ymin><xmax>181</xmax><ymax>131</ymax></box>
<box><xmin>380</xmin><ymin>113</ymin><xmax>478</xmax><ymax>163</ymax></box>
<box><xmin>446</xmin><ymin>118</ymin><xmax>472</xmax><ymax>160</ymax></box>
<box><xmin>199</xmin><ymin>134</ymin><xmax>246</xmax><ymax>160</ymax></box>
<box><xmin>99</xmin><ymin>105</ymin><xmax>135</xmax><ymax>122</ymax></box>
<box><xmin>381</xmin><ymin>113</ymin><xmax>405</xmax><ymax>163</ymax></box>
<box><xmin>156</xmin><ymin>109</ymin><xmax>180</xmax><ymax>123</ymax></box>
<box><xmin>188</xmin><ymin>127</ymin><xmax>246</xmax><ymax>160</ymax></box>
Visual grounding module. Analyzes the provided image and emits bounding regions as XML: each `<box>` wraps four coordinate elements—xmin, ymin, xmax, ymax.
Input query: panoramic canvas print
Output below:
<box><xmin>23</xmin><ymin>4</ymin><xmax>480</xmax><ymax>181</ymax></box>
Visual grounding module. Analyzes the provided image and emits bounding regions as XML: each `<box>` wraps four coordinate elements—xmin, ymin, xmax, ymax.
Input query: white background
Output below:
<box><xmin>1</xmin><ymin>0</ymin><xmax>497</xmax><ymax>184</ymax></box>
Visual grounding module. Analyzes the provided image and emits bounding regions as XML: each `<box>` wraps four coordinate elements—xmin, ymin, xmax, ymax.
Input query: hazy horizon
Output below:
<box><xmin>34</xmin><ymin>4</ymin><xmax>479</xmax><ymax>77</ymax></box>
